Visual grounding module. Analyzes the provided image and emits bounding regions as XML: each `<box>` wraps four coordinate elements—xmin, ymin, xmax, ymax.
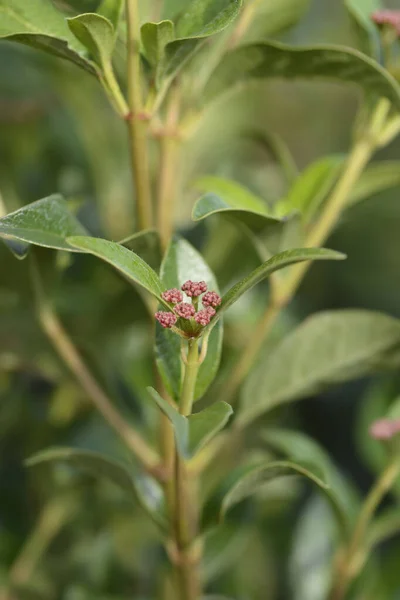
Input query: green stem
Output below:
<box><xmin>30</xmin><ymin>257</ymin><xmax>160</xmax><ymax>474</ymax></box>
<box><xmin>126</xmin><ymin>0</ymin><xmax>153</xmax><ymax>230</ymax></box>
<box><xmin>328</xmin><ymin>457</ymin><xmax>400</xmax><ymax>600</ymax></box>
<box><xmin>173</xmin><ymin>339</ymin><xmax>201</xmax><ymax>600</ymax></box>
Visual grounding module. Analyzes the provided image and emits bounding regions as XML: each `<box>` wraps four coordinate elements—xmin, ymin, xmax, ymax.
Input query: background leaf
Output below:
<box><xmin>156</xmin><ymin>237</ymin><xmax>223</xmax><ymax>402</ymax></box>
<box><xmin>344</xmin><ymin>0</ymin><xmax>382</xmax><ymax>59</ymax></box>
<box><xmin>67</xmin><ymin>236</ymin><xmax>167</xmax><ymax>305</ymax></box>
<box><xmin>205</xmin><ymin>41</ymin><xmax>400</xmax><ymax>110</ymax></box>
<box><xmin>0</xmin><ymin>0</ymin><xmax>96</xmax><ymax>74</ymax></box>
<box><xmin>97</xmin><ymin>0</ymin><xmax>124</xmax><ymax>32</ymax></box>
<box><xmin>27</xmin><ymin>447</ymin><xmax>167</xmax><ymax>529</ymax></box>
<box><xmin>240</xmin><ymin>310</ymin><xmax>400</xmax><ymax>427</ymax></box>
<box><xmin>141</xmin><ymin>20</ymin><xmax>175</xmax><ymax>68</ymax></box>
<box><xmin>0</xmin><ymin>196</ymin><xmax>88</xmax><ymax>253</ymax></box>
<box><xmin>347</xmin><ymin>161</ymin><xmax>400</xmax><ymax>207</ymax></box>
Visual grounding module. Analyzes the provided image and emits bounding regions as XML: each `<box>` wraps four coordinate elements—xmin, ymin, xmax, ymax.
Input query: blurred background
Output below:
<box><xmin>2</xmin><ymin>0</ymin><xmax>400</xmax><ymax>598</ymax></box>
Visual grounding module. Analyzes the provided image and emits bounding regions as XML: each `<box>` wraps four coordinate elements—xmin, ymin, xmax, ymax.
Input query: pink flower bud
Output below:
<box><xmin>161</xmin><ymin>288</ymin><xmax>183</xmax><ymax>304</ymax></box>
<box><xmin>174</xmin><ymin>302</ymin><xmax>196</xmax><ymax>319</ymax></box>
<box><xmin>202</xmin><ymin>291</ymin><xmax>221</xmax><ymax>308</ymax></box>
<box><xmin>194</xmin><ymin>309</ymin><xmax>212</xmax><ymax>326</ymax></box>
<box><xmin>369</xmin><ymin>418</ymin><xmax>400</xmax><ymax>440</ymax></box>
<box><xmin>205</xmin><ymin>306</ymin><xmax>216</xmax><ymax>317</ymax></box>
<box><xmin>155</xmin><ymin>311</ymin><xmax>177</xmax><ymax>329</ymax></box>
<box><xmin>181</xmin><ymin>280</ymin><xmax>208</xmax><ymax>297</ymax></box>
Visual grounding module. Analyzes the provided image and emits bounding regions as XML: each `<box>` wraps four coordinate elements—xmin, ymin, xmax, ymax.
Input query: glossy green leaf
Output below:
<box><xmin>192</xmin><ymin>175</ymin><xmax>281</xmax><ymax>231</ymax></box>
<box><xmin>26</xmin><ymin>447</ymin><xmax>167</xmax><ymax>529</ymax></box>
<box><xmin>220</xmin><ymin>460</ymin><xmax>330</xmax><ymax>520</ymax></box>
<box><xmin>262</xmin><ymin>428</ymin><xmax>359</xmax><ymax>533</ymax></box>
<box><xmin>0</xmin><ymin>0</ymin><xmax>96</xmax><ymax>74</ymax></box>
<box><xmin>205</xmin><ymin>41</ymin><xmax>400</xmax><ymax>111</ymax></box>
<box><xmin>241</xmin><ymin>310</ymin><xmax>400</xmax><ymax>427</ymax></box>
<box><xmin>207</xmin><ymin>248</ymin><xmax>345</xmax><ymax>330</ymax></box>
<box><xmin>147</xmin><ymin>387</ymin><xmax>232</xmax><ymax>457</ymax></box>
<box><xmin>67</xmin><ymin>13</ymin><xmax>115</xmax><ymax>71</ymax></box>
<box><xmin>345</xmin><ymin>0</ymin><xmax>382</xmax><ymax>59</ymax></box>
<box><xmin>97</xmin><ymin>0</ymin><xmax>124</xmax><ymax>32</ymax></box>
<box><xmin>67</xmin><ymin>236</ymin><xmax>167</xmax><ymax>305</ymax></box>
<box><xmin>348</xmin><ymin>161</ymin><xmax>400</xmax><ymax>207</ymax></box>
<box><xmin>141</xmin><ymin>20</ymin><xmax>175</xmax><ymax>68</ymax></box>
<box><xmin>158</xmin><ymin>0</ymin><xmax>243</xmax><ymax>86</ymax></box>
<box><xmin>276</xmin><ymin>155</ymin><xmax>345</xmax><ymax>222</ymax></box>
<box><xmin>0</xmin><ymin>195</ymin><xmax>88</xmax><ymax>253</ymax></box>
<box><xmin>155</xmin><ymin>237</ymin><xmax>223</xmax><ymax>401</ymax></box>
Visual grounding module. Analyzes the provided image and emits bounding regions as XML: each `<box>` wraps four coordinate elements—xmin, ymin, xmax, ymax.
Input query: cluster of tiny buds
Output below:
<box><xmin>371</xmin><ymin>10</ymin><xmax>400</xmax><ymax>34</ymax></box>
<box><xmin>155</xmin><ymin>280</ymin><xmax>222</xmax><ymax>330</ymax></box>
<box><xmin>369</xmin><ymin>418</ymin><xmax>400</xmax><ymax>440</ymax></box>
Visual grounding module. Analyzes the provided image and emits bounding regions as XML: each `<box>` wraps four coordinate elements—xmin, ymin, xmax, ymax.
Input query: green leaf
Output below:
<box><xmin>97</xmin><ymin>0</ymin><xmax>124</xmax><ymax>32</ymax></box>
<box><xmin>0</xmin><ymin>195</ymin><xmax>88</xmax><ymax>253</ymax></box>
<box><xmin>290</xmin><ymin>495</ymin><xmax>337</xmax><ymax>600</ymax></box>
<box><xmin>155</xmin><ymin>237</ymin><xmax>223</xmax><ymax>401</ymax></box>
<box><xmin>347</xmin><ymin>161</ymin><xmax>400</xmax><ymax>207</ymax></box>
<box><xmin>26</xmin><ymin>447</ymin><xmax>167</xmax><ymax>529</ymax></box>
<box><xmin>188</xmin><ymin>401</ymin><xmax>233</xmax><ymax>455</ymax></box>
<box><xmin>207</xmin><ymin>248</ymin><xmax>345</xmax><ymax>330</ymax></box>
<box><xmin>67</xmin><ymin>236</ymin><xmax>167</xmax><ymax>305</ymax></box>
<box><xmin>67</xmin><ymin>13</ymin><xmax>115</xmax><ymax>71</ymax></box>
<box><xmin>368</xmin><ymin>507</ymin><xmax>400</xmax><ymax>551</ymax></box>
<box><xmin>252</xmin><ymin>0</ymin><xmax>311</xmax><ymax>39</ymax></box>
<box><xmin>147</xmin><ymin>387</ymin><xmax>232</xmax><ymax>457</ymax></box>
<box><xmin>345</xmin><ymin>0</ymin><xmax>382</xmax><ymax>59</ymax></box>
<box><xmin>141</xmin><ymin>20</ymin><xmax>175</xmax><ymax>68</ymax></box>
<box><xmin>119</xmin><ymin>229</ymin><xmax>162</xmax><ymax>271</ymax></box>
<box><xmin>0</xmin><ymin>0</ymin><xmax>96</xmax><ymax>74</ymax></box>
<box><xmin>192</xmin><ymin>176</ymin><xmax>281</xmax><ymax>231</ymax></box>
<box><xmin>241</xmin><ymin>310</ymin><xmax>400</xmax><ymax>427</ymax></box>
<box><xmin>262</xmin><ymin>428</ymin><xmax>359</xmax><ymax>533</ymax></box>
<box><xmin>276</xmin><ymin>155</ymin><xmax>345</xmax><ymax>222</ymax></box>
<box><xmin>220</xmin><ymin>460</ymin><xmax>331</xmax><ymax>520</ymax></box>
<box><xmin>205</xmin><ymin>41</ymin><xmax>400</xmax><ymax>111</ymax></box>
<box><xmin>158</xmin><ymin>0</ymin><xmax>243</xmax><ymax>86</ymax></box>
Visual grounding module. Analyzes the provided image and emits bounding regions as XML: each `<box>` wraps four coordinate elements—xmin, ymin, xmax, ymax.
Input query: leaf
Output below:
<box><xmin>119</xmin><ymin>229</ymin><xmax>162</xmax><ymax>271</ymax></box>
<box><xmin>141</xmin><ymin>20</ymin><xmax>175</xmax><ymax>68</ymax></box>
<box><xmin>97</xmin><ymin>0</ymin><xmax>124</xmax><ymax>32</ymax></box>
<box><xmin>0</xmin><ymin>0</ymin><xmax>96</xmax><ymax>75</ymax></box>
<box><xmin>262</xmin><ymin>428</ymin><xmax>359</xmax><ymax>533</ymax></box>
<box><xmin>0</xmin><ymin>195</ymin><xmax>88</xmax><ymax>253</ymax></box>
<box><xmin>289</xmin><ymin>495</ymin><xmax>337</xmax><ymax>600</ymax></box>
<box><xmin>67</xmin><ymin>236</ymin><xmax>167</xmax><ymax>306</ymax></box>
<box><xmin>155</xmin><ymin>237</ymin><xmax>223</xmax><ymax>401</ymax></box>
<box><xmin>240</xmin><ymin>310</ymin><xmax>400</xmax><ymax>427</ymax></box>
<box><xmin>192</xmin><ymin>176</ymin><xmax>281</xmax><ymax>231</ymax></box>
<box><xmin>345</xmin><ymin>0</ymin><xmax>382</xmax><ymax>59</ymax></box>
<box><xmin>248</xmin><ymin>130</ymin><xmax>299</xmax><ymax>185</ymax></box>
<box><xmin>368</xmin><ymin>507</ymin><xmax>400</xmax><ymax>551</ymax></box>
<box><xmin>67</xmin><ymin>13</ymin><xmax>115</xmax><ymax>71</ymax></box>
<box><xmin>26</xmin><ymin>447</ymin><xmax>167</xmax><ymax>529</ymax></box>
<box><xmin>276</xmin><ymin>155</ymin><xmax>345</xmax><ymax>222</ymax></box>
<box><xmin>220</xmin><ymin>460</ymin><xmax>331</xmax><ymax>520</ymax></box>
<box><xmin>252</xmin><ymin>0</ymin><xmax>311</xmax><ymax>39</ymax></box>
<box><xmin>147</xmin><ymin>387</ymin><xmax>232</xmax><ymax>457</ymax></box>
<box><xmin>188</xmin><ymin>401</ymin><xmax>233</xmax><ymax>455</ymax></box>
<box><xmin>207</xmin><ymin>248</ymin><xmax>345</xmax><ymax>330</ymax></box>
<box><xmin>158</xmin><ymin>0</ymin><xmax>243</xmax><ymax>86</ymax></box>
<box><xmin>204</xmin><ymin>41</ymin><xmax>400</xmax><ymax>111</ymax></box>
<box><xmin>347</xmin><ymin>161</ymin><xmax>400</xmax><ymax>207</ymax></box>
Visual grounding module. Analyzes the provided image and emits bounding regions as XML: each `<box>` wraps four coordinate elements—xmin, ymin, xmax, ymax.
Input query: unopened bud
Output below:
<box><xmin>155</xmin><ymin>311</ymin><xmax>177</xmax><ymax>329</ymax></box>
<box><xmin>202</xmin><ymin>291</ymin><xmax>221</xmax><ymax>308</ymax></box>
<box><xmin>181</xmin><ymin>280</ymin><xmax>208</xmax><ymax>297</ymax></box>
<box><xmin>174</xmin><ymin>302</ymin><xmax>196</xmax><ymax>319</ymax></box>
<box><xmin>162</xmin><ymin>288</ymin><xmax>183</xmax><ymax>304</ymax></box>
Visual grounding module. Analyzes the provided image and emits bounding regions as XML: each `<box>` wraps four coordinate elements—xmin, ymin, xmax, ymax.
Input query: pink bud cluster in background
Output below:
<box><xmin>155</xmin><ymin>280</ymin><xmax>222</xmax><ymax>330</ymax></box>
<box><xmin>371</xmin><ymin>10</ymin><xmax>400</xmax><ymax>34</ymax></box>
<box><xmin>369</xmin><ymin>418</ymin><xmax>400</xmax><ymax>440</ymax></box>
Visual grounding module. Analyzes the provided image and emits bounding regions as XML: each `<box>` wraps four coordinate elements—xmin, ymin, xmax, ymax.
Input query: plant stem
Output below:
<box><xmin>219</xmin><ymin>98</ymin><xmax>392</xmax><ymax>408</ymax></box>
<box><xmin>126</xmin><ymin>0</ymin><xmax>153</xmax><ymax>230</ymax></box>
<box><xmin>30</xmin><ymin>258</ymin><xmax>160</xmax><ymax>475</ymax></box>
<box><xmin>173</xmin><ymin>339</ymin><xmax>201</xmax><ymax>600</ymax></box>
<box><xmin>157</xmin><ymin>85</ymin><xmax>182</xmax><ymax>251</ymax></box>
<box><xmin>328</xmin><ymin>457</ymin><xmax>400</xmax><ymax>600</ymax></box>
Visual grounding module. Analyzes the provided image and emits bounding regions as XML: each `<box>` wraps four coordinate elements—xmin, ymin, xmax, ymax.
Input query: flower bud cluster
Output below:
<box><xmin>371</xmin><ymin>10</ymin><xmax>400</xmax><ymax>34</ymax></box>
<box><xmin>155</xmin><ymin>280</ymin><xmax>222</xmax><ymax>333</ymax></box>
<box><xmin>370</xmin><ymin>418</ymin><xmax>400</xmax><ymax>440</ymax></box>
